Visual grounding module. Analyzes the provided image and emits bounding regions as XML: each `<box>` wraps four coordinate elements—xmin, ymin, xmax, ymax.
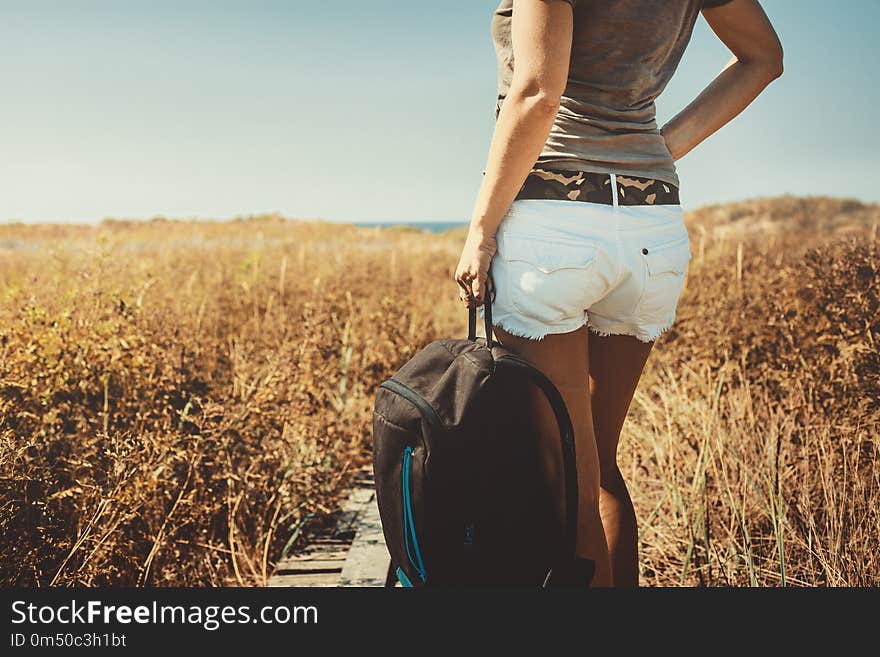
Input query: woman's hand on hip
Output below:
<box><xmin>454</xmin><ymin>229</ymin><xmax>497</xmax><ymax>308</ymax></box>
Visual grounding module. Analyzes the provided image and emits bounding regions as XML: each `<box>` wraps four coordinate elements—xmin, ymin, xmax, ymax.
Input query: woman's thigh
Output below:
<box><xmin>491</xmin><ymin>323</ymin><xmax>601</xmax><ymax>506</ymax></box>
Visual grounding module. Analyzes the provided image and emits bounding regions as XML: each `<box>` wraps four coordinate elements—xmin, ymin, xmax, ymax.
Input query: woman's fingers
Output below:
<box><xmin>456</xmin><ymin>271</ymin><xmax>487</xmax><ymax>308</ymax></box>
<box><xmin>471</xmin><ymin>274</ymin><xmax>484</xmax><ymax>305</ymax></box>
<box><xmin>455</xmin><ymin>271</ymin><xmax>470</xmax><ymax>304</ymax></box>
<box><xmin>456</xmin><ymin>275</ymin><xmax>471</xmax><ymax>305</ymax></box>
<box><xmin>455</xmin><ymin>273</ymin><xmax>470</xmax><ymax>306</ymax></box>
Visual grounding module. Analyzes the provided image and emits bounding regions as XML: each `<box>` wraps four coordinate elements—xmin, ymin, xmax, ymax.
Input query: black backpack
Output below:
<box><xmin>371</xmin><ymin>284</ymin><xmax>589</xmax><ymax>588</ymax></box>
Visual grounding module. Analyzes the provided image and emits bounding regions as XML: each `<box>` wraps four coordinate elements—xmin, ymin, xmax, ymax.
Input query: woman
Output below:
<box><xmin>454</xmin><ymin>0</ymin><xmax>782</xmax><ymax>587</ymax></box>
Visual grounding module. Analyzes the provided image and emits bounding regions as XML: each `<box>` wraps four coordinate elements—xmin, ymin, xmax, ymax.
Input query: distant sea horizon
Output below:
<box><xmin>354</xmin><ymin>221</ymin><xmax>468</xmax><ymax>234</ymax></box>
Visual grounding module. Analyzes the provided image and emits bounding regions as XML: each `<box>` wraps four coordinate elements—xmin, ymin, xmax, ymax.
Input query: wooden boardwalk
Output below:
<box><xmin>268</xmin><ymin>467</ymin><xmax>394</xmax><ymax>588</ymax></box>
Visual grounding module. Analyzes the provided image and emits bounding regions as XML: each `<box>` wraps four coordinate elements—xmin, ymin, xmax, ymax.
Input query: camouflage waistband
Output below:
<box><xmin>515</xmin><ymin>167</ymin><xmax>680</xmax><ymax>206</ymax></box>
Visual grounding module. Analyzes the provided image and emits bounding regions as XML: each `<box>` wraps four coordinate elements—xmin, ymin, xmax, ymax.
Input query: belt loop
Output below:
<box><xmin>610</xmin><ymin>173</ymin><xmax>619</xmax><ymax>208</ymax></box>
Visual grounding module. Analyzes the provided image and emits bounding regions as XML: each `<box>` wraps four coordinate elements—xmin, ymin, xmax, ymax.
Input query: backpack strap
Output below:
<box><xmin>495</xmin><ymin>354</ymin><xmax>579</xmax><ymax>567</ymax></box>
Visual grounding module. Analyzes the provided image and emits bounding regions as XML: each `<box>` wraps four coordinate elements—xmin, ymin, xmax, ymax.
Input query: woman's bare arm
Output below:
<box><xmin>469</xmin><ymin>0</ymin><xmax>573</xmax><ymax>240</ymax></box>
<box><xmin>455</xmin><ymin>0</ymin><xmax>574</xmax><ymax>306</ymax></box>
<box><xmin>661</xmin><ymin>0</ymin><xmax>784</xmax><ymax>160</ymax></box>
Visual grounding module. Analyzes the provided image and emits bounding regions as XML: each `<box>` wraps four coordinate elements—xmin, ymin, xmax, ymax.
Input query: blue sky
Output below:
<box><xmin>1</xmin><ymin>0</ymin><xmax>877</xmax><ymax>224</ymax></box>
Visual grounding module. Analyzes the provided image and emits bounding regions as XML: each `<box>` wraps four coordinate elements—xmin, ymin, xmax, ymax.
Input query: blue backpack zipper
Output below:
<box><xmin>401</xmin><ymin>445</ymin><xmax>427</xmax><ymax>585</ymax></box>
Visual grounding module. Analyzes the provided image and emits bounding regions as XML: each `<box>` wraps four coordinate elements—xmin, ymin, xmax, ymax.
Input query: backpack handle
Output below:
<box><xmin>467</xmin><ymin>265</ymin><xmax>495</xmax><ymax>348</ymax></box>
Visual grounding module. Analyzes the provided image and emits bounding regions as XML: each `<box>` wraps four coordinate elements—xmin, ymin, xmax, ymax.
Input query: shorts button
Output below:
<box><xmin>641</xmin><ymin>247</ymin><xmax>649</xmax><ymax>255</ymax></box>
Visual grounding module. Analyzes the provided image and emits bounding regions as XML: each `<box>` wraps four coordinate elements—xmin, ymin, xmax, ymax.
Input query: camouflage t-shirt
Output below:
<box><xmin>491</xmin><ymin>0</ymin><xmax>734</xmax><ymax>188</ymax></box>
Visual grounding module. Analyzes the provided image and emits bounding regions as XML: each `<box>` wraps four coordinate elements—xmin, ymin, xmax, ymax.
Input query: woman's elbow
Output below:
<box><xmin>507</xmin><ymin>79</ymin><xmax>564</xmax><ymax>114</ymax></box>
<box><xmin>740</xmin><ymin>45</ymin><xmax>783</xmax><ymax>82</ymax></box>
<box><xmin>761</xmin><ymin>37</ymin><xmax>784</xmax><ymax>81</ymax></box>
<box><xmin>739</xmin><ymin>34</ymin><xmax>784</xmax><ymax>82</ymax></box>
<box><xmin>766</xmin><ymin>42</ymin><xmax>784</xmax><ymax>80</ymax></box>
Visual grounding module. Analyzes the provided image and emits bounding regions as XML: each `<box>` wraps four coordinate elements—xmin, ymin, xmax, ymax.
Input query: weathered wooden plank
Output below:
<box><xmin>269</xmin><ymin>466</ymin><xmax>389</xmax><ymax>588</ymax></box>
<box><xmin>332</xmin><ymin>487</ymin><xmax>374</xmax><ymax>536</ymax></box>
<box><xmin>268</xmin><ymin>572</ymin><xmax>340</xmax><ymax>587</ymax></box>
<box><xmin>274</xmin><ymin>550</ymin><xmax>349</xmax><ymax>570</ymax></box>
<box><xmin>274</xmin><ymin>560</ymin><xmax>346</xmax><ymax>574</ymax></box>
<box><xmin>337</xmin><ymin>489</ymin><xmax>391</xmax><ymax>587</ymax></box>
<box><xmin>305</xmin><ymin>538</ymin><xmax>351</xmax><ymax>546</ymax></box>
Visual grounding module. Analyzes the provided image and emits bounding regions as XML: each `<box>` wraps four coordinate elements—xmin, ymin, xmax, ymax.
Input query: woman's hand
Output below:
<box><xmin>454</xmin><ymin>228</ymin><xmax>497</xmax><ymax>308</ymax></box>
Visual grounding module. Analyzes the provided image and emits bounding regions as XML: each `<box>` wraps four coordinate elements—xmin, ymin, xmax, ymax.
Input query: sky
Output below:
<box><xmin>1</xmin><ymin>0</ymin><xmax>877</xmax><ymax>224</ymax></box>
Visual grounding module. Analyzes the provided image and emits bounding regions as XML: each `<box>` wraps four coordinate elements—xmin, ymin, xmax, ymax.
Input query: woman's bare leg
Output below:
<box><xmin>587</xmin><ymin>331</ymin><xmax>655</xmax><ymax>587</ymax></box>
<box><xmin>492</xmin><ymin>323</ymin><xmax>612</xmax><ymax>587</ymax></box>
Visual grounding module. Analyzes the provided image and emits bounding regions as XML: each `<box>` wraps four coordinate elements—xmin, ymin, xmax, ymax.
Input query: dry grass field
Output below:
<box><xmin>1</xmin><ymin>195</ymin><xmax>877</xmax><ymax>586</ymax></box>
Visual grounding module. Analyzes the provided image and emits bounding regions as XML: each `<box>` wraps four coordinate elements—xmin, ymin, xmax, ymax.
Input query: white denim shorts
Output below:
<box><xmin>480</xmin><ymin>197</ymin><xmax>692</xmax><ymax>343</ymax></box>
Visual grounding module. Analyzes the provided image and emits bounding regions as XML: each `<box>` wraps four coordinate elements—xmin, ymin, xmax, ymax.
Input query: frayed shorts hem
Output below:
<box><xmin>480</xmin><ymin>308</ymin><xmax>588</xmax><ymax>342</ymax></box>
<box><xmin>586</xmin><ymin>314</ymin><xmax>675</xmax><ymax>343</ymax></box>
<box><xmin>480</xmin><ymin>305</ymin><xmax>677</xmax><ymax>343</ymax></box>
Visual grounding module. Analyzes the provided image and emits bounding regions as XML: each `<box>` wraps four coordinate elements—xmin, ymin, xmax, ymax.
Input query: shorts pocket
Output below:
<box><xmin>643</xmin><ymin>234</ymin><xmax>692</xmax><ymax>277</ymax></box>
<box><xmin>635</xmin><ymin>233</ymin><xmax>691</xmax><ymax>322</ymax></box>
<box><xmin>498</xmin><ymin>232</ymin><xmax>599</xmax><ymax>323</ymax></box>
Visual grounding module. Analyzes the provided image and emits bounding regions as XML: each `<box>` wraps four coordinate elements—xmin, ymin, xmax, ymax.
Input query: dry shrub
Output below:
<box><xmin>1</xmin><ymin>196</ymin><xmax>877</xmax><ymax>586</ymax></box>
<box><xmin>628</xmin><ymin>197</ymin><xmax>879</xmax><ymax>585</ymax></box>
<box><xmin>0</xmin><ymin>218</ymin><xmax>460</xmax><ymax>585</ymax></box>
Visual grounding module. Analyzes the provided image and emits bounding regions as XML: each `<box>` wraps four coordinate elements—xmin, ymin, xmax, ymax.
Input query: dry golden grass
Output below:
<box><xmin>1</xmin><ymin>195</ymin><xmax>877</xmax><ymax>586</ymax></box>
